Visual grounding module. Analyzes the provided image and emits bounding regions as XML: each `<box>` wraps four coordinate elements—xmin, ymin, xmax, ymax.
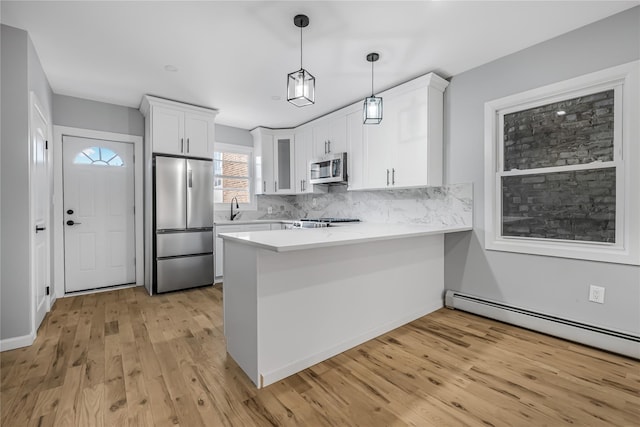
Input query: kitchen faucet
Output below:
<box><xmin>230</xmin><ymin>196</ymin><xmax>240</xmax><ymax>221</ymax></box>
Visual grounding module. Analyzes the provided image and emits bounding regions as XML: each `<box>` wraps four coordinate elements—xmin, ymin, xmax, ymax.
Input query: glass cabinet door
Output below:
<box><xmin>274</xmin><ymin>136</ymin><xmax>295</xmax><ymax>194</ymax></box>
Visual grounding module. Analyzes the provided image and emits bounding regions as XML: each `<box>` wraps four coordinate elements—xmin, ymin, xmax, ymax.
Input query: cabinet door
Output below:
<box><xmin>152</xmin><ymin>106</ymin><xmax>185</xmax><ymax>155</ymax></box>
<box><xmin>364</xmin><ymin>116</ymin><xmax>392</xmax><ymax>189</ymax></box>
<box><xmin>215</xmin><ymin>235</ymin><xmax>223</xmax><ymax>278</ymax></box>
<box><xmin>261</xmin><ymin>134</ymin><xmax>275</xmax><ymax>194</ymax></box>
<box><xmin>346</xmin><ymin>111</ymin><xmax>365</xmax><ymax>190</ymax></box>
<box><xmin>311</xmin><ymin>116</ymin><xmax>347</xmax><ymax>157</ymax></box>
<box><xmin>185</xmin><ymin>113</ymin><xmax>213</xmax><ymax>158</ymax></box>
<box><xmin>273</xmin><ymin>136</ymin><xmax>295</xmax><ymax>194</ymax></box>
<box><xmin>215</xmin><ymin>224</ymin><xmax>270</xmax><ymax>278</ymax></box>
<box><xmin>294</xmin><ymin>128</ymin><xmax>312</xmax><ymax>193</ymax></box>
<box><xmin>392</xmin><ymin>88</ymin><xmax>429</xmax><ymax>187</ymax></box>
<box><xmin>243</xmin><ymin>224</ymin><xmax>271</xmax><ymax>232</ymax></box>
<box><xmin>311</xmin><ymin>120</ymin><xmax>329</xmax><ymax>158</ymax></box>
<box><xmin>327</xmin><ymin>115</ymin><xmax>347</xmax><ymax>154</ymax></box>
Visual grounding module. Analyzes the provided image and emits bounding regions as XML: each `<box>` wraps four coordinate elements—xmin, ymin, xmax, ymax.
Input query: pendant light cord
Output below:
<box><xmin>371</xmin><ymin>59</ymin><xmax>374</xmax><ymax>97</ymax></box>
<box><xmin>300</xmin><ymin>25</ymin><xmax>303</xmax><ymax>69</ymax></box>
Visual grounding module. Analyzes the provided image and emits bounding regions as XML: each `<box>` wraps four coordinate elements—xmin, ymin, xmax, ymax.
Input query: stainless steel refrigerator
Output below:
<box><xmin>153</xmin><ymin>155</ymin><xmax>214</xmax><ymax>293</ymax></box>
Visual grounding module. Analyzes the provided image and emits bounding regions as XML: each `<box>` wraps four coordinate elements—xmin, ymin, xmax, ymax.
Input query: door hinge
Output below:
<box><xmin>46</xmin><ymin>286</ymin><xmax>50</xmax><ymax>296</ymax></box>
<box><xmin>45</xmin><ymin>140</ymin><xmax>48</xmax><ymax>150</ymax></box>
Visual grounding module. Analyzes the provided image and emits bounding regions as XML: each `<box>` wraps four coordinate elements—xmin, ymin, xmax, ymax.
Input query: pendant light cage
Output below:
<box><xmin>287</xmin><ymin>14</ymin><xmax>315</xmax><ymax>107</ymax></box>
<box><xmin>363</xmin><ymin>52</ymin><xmax>382</xmax><ymax>124</ymax></box>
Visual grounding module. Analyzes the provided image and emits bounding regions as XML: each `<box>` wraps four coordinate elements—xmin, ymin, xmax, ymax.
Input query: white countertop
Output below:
<box><xmin>219</xmin><ymin>223</ymin><xmax>472</xmax><ymax>252</ymax></box>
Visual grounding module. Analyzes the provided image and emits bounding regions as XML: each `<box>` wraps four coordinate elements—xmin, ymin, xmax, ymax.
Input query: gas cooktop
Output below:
<box><xmin>291</xmin><ymin>218</ymin><xmax>360</xmax><ymax>229</ymax></box>
<box><xmin>299</xmin><ymin>218</ymin><xmax>361</xmax><ymax>223</ymax></box>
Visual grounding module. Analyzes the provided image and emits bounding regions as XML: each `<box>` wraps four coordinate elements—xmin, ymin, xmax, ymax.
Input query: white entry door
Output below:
<box><xmin>31</xmin><ymin>94</ymin><xmax>50</xmax><ymax>330</ymax></box>
<box><xmin>63</xmin><ymin>136</ymin><xmax>135</xmax><ymax>292</ymax></box>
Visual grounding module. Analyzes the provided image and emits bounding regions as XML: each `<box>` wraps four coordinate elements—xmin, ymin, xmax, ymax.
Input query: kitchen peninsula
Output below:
<box><xmin>220</xmin><ymin>222</ymin><xmax>471</xmax><ymax>388</ymax></box>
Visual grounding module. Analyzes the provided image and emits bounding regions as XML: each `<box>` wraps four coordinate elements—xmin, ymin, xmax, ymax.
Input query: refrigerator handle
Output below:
<box><xmin>188</xmin><ymin>169</ymin><xmax>193</xmax><ymax>188</ymax></box>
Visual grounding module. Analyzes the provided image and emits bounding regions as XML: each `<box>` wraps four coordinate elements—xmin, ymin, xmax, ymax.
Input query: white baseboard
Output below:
<box><xmin>0</xmin><ymin>331</ymin><xmax>36</xmax><ymax>352</ymax></box>
<box><xmin>259</xmin><ymin>302</ymin><xmax>443</xmax><ymax>388</ymax></box>
<box><xmin>445</xmin><ymin>290</ymin><xmax>640</xmax><ymax>359</ymax></box>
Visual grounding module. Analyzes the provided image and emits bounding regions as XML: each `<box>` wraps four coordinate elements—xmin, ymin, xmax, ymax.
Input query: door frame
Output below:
<box><xmin>52</xmin><ymin>126</ymin><xmax>144</xmax><ymax>299</ymax></box>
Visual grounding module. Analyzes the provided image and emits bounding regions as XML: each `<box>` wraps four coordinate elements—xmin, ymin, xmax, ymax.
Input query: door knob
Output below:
<box><xmin>66</xmin><ymin>209</ymin><xmax>74</xmax><ymax>215</ymax></box>
<box><xmin>66</xmin><ymin>220</ymin><xmax>82</xmax><ymax>226</ymax></box>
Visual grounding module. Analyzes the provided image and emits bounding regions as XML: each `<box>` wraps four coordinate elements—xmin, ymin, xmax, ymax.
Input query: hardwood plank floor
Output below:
<box><xmin>1</xmin><ymin>285</ymin><xmax>638</xmax><ymax>426</ymax></box>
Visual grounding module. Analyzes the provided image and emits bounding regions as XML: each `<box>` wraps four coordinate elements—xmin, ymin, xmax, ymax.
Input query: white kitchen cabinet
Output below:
<box><xmin>312</xmin><ymin>114</ymin><xmax>347</xmax><ymax>157</ymax></box>
<box><xmin>251</xmin><ymin>128</ymin><xmax>295</xmax><ymax>195</ymax></box>
<box><xmin>362</xmin><ymin>73</ymin><xmax>448</xmax><ymax>189</ymax></box>
<box><xmin>140</xmin><ymin>96</ymin><xmax>216</xmax><ymax>158</ymax></box>
<box><xmin>346</xmin><ymin>110</ymin><xmax>365</xmax><ymax>190</ymax></box>
<box><xmin>294</xmin><ymin>127</ymin><xmax>313</xmax><ymax>193</ymax></box>
<box><xmin>215</xmin><ymin>223</ymin><xmax>273</xmax><ymax>278</ymax></box>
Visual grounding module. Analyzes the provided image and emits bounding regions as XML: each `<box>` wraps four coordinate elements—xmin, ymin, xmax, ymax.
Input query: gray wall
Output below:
<box><xmin>216</xmin><ymin>123</ymin><xmax>253</xmax><ymax>147</ymax></box>
<box><xmin>444</xmin><ymin>7</ymin><xmax>640</xmax><ymax>335</ymax></box>
<box><xmin>1</xmin><ymin>25</ymin><xmax>53</xmax><ymax>341</ymax></box>
<box><xmin>53</xmin><ymin>94</ymin><xmax>144</xmax><ymax>136</ymax></box>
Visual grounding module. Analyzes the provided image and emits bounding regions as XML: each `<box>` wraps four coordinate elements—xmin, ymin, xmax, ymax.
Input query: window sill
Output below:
<box><xmin>485</xmin><ymin>237</ymin><xmax>639</xmax><ymax>266</ymax></box>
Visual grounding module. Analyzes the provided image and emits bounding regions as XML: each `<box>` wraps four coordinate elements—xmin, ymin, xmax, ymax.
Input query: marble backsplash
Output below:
<box><xmin>215</xmin><ymin>183</ymin><xmax>473</xmax><ymax>228</ymax></box>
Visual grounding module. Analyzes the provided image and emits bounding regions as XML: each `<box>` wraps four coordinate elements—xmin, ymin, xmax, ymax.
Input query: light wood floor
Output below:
<box><xmin>1</xmin><ymin>285</ymin><xmax>638</xmax><ymax>426</ymax></box>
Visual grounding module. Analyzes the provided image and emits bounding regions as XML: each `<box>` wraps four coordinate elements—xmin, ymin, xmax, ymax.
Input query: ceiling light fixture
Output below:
<box><xmin>287</xmin><ymin>14</ymin><xmax>315</xmax><ymax>107</ymax></box>
<box><xmin>363</xmin><ymin>53</ymin><xmax>382</xmax><ymax>124</ymax></box>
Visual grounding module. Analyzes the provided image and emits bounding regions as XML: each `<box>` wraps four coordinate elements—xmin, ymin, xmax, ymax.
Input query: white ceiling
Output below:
<box><xmin>2</xmin><ymin>1</ymin><xmax>637</xmax><ymax>129</ymax></box>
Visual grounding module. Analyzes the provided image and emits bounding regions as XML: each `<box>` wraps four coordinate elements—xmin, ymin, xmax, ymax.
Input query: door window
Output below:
<box><xmin>73</xmin><ymin>146</ymin><xmax>124</xmax><ymax>166</ymax></box>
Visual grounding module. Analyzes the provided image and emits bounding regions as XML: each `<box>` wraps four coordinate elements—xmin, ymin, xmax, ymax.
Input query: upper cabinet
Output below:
<box><xmin>312</xmin><ymin>114</ymin><xmax>347</xmax><ymax>157</ymax></box>
<box><xmin>346</xmin><ymin>110</ymin><xmax>365</xmax><ymax>191</ymax></box>
<box><xmin>251</xmin><ymin>128</ymin><xmax>296</xmax><ymax>195</ymax></box>
<box><xmin>140</xmin><ymin>95</ymin><xmax>218</xmax><ymax>158</ymax></box>
<box><xmin>294</xmin><ymin>127</ymin><xmax>314</xmax><ymax>194</ymax></box>
<box><xmin>251</xmin><ymin>72</ymin><xmax>448</xmax><ymax>193</ymax></box>
<box><xmin>360</xmin><ymin>73</ymin><xmax>449</xmax><ymax>189</ymax></box>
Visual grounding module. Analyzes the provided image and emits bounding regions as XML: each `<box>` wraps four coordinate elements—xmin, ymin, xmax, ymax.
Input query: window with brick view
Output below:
<box><xmin>500</xmin><ymin>89</ymin><xmax>616</xmax><ymax>243</ymax></box>
<box><xmin>214</xmin><ymin>150</ymin><xmax>251</xmax><ymax>204</ymax></box>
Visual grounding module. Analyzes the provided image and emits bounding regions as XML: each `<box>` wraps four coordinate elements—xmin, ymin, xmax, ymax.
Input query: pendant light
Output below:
<box><xmin>363</xmin><ymin>52</ymin><xmax>382</xmax><ymax>124</ymax></box>
<box><xmin>287</xmin><ymin>14</ymin><xmax>315</xmax><ymax>107</ymax></box>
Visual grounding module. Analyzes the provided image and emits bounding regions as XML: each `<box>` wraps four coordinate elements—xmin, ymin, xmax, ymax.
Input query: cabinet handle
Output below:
<box><xmin>263</xmin><ymin>181</ymin><xmax>266</xmax><ymax>192</ymax></box>
<box><xmin>324</xmin><ymin>141</ymin><xmax>327</xmax><ymax>154</ymax></box>
<box><xmin>180</xmin><ymin>138</ymin><xmax>184</xmax><ymax>152</ymax></box>
<box><xmin>328</xmin><ymin>140</ymin><xmax>331</xmax><ymax>153</ymax></box>
<box><xmin>275</xmin><ymin>181</ymin><xmax>278</xmax><ymax>192</ymax></box>
<box><xmin>303</xmin><ymin>179</ymin><xmax>306</xmax><ymax>191</ymax></box>
<box><xmin>386</xmin><ymin>169</ymin><xmax>390</xmax><ymax>186</ymax></box>
<box><xmin>186</xmin><ymin>138</ymin><xmax>190</xmax><ymax>153</ymax></box>
<box><xmin>392</xmin><ymin>168</ymin><xmax>395</xmax><ymax>185</ymax></box>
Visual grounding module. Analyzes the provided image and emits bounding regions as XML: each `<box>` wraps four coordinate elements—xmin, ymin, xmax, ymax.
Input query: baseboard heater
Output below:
<box><xmin>444</xmin><ymin>290</ymin><xmax>640</xmax><ymax>360</ymax></box>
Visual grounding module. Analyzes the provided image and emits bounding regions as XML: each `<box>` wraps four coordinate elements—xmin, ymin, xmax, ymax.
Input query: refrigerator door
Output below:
<box><xmin>156</xmin><ymin>230</ymin><xmax>213</xmax><ymax>258</ymax></box>
<box><xmin>156</xmin><ymin>254</ymin><xmax>214</xmax><ymax>293</ymax></box>
<box><xmin>187</xmin><ymin>159</ymin><xmax>214</xmax><ymax>229</ymax></box>
<box><xmin>155</xmin><ymin>156</ymin><xmax>186</xmax><ymax>230</ymax></box>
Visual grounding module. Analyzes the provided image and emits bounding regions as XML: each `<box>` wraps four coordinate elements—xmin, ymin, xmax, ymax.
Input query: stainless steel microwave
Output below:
<box><xmin>309</xmin><ymin>152</ymin><xmax>347</xmax><ymax>185</ymax></box>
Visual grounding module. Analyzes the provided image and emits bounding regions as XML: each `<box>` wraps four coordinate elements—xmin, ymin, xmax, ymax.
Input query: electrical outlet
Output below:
<box><xmin>589</xmin><ymin>285</ymin><xmax>605</xmax><ymax>304</ymax></box>
<box><xmin>267</xmin><ymin>206</ymin><xmax>273</xmax><ymax>214</ymax></box>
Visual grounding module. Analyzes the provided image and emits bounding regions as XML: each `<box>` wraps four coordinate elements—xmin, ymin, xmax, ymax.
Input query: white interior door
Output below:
<box><xmin>31</xmin><ymin>93</ymin><xmax>50</xmax><ymax>331</ymax></box>
<box><xmin>63</xmin><ymin>136</ymin><xmax>135</xmax><ymax>292</ymax></box>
